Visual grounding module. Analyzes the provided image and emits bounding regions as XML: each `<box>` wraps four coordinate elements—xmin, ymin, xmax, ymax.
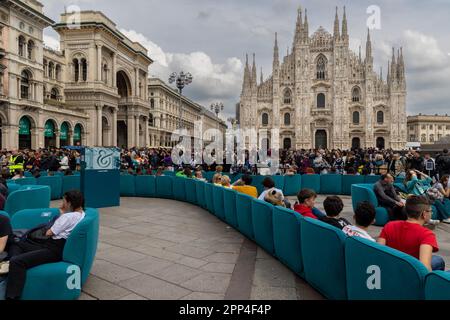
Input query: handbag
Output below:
<box><xmin>13</xmin><ymin>216</ymin><xmax>58</xmax><ymax>244</ymax></box>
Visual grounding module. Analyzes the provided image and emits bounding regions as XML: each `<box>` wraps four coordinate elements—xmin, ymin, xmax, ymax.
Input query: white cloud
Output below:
<box><xmin>120</xmin><ymin>29</ymin><xmax>243</xmax><ymax>118</ymax></box>
<box><xmin>43</xmin><ymin>34</ymin><xmax>60</xmax><ymax>50</ymax></box>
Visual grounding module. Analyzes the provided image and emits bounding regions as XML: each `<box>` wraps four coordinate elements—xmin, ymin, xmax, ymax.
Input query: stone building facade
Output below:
<box><xmin>0</xmin><ymin>0</ymin><xmax>225</xmax><ymax>150</ymax></box>
<box><xmin>238</xmin><ymin>7</ymin><xmax>407</xmax><ymax>150</ymax></box>
<box><xmin>148</xmin><ymin>78</ymin><xmax>227</xmax><ymax>148</ymax></box>
<box><xmin>407</xmin><ymin>114</ymin><xmax>450</xmax><ymax>144</ymax></box>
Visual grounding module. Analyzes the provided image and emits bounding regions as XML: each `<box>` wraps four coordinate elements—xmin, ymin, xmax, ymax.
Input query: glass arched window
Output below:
<box><xmin>284</xmin><ymin>113</ymin><xmax>291</xmax><ymax>125</ymax></box>
<box><xmin>50</xmin><ymin>88</ymin><xmax>58</xmax><ymax>100</ymax></box>
<box><xmin>73</xmin><ymin>59</ymin><xmax>79</xmax><ymax>82</ymax></box>
<box><xmin>377</xmin><ymin>111</ymin><xmax>384</xmax><ymax>124</ymax></box>
<box><xmin>262</xmin><ymin>113</ymin><xmax>269</xmax><ymax>126</ymax></box>
<box><xmin>421</xmin><ymin>134</ymin><xmax>426</xmax><ymax>142</ymax></box>
<box><xmin>149</xmin><ymin>114</ymin><xmax>154</xmax><ymax>127</ymax></box>
<box><xmin>283</xmin><ymin>88</ymin><xmax>292</xmax><ymax>104</ymax></box>
<box><xmin>27</xmin><ymin>40</ymin><xmax>34</xmax><ymax>60</ymax></box>
<box><xmin>150</xmin><ymin>98</ymin><xmax>155</xmax><ymax>109</ymax></box>
<box><xmin>20</xmin><ymin>70</ymin><xmax>31</xmax><ymax>99</ymax></box>
<box><xmin>317</xmin><ymin>93</ymin><xmax>326</xmax><ymax>108</ymax></box>
<box><xmin>353</xmin><ymin>111</ymin><xmax>360</xmax><ymax>124</ymax></box>
<box><xmin>316</xmin><ymin>55</ymin><xmax>327</xmax><ymax>80</ymax></box>
<box><xmin>81</xmin><ymin>59</ymin><xmax>87</xmax><ymax>81</ymax></box>
<box><xmin>352</xmin><ymin>87</ymin><xmax>361</xmax><ymax>102</ymax></box>
<box><xmin>430</xmin><ymin>134</ymin><xmax>435</xmax><ymax>142</ymax></box>
<box><xmin>18</xmin><ymin>36</ymin><xmax>26</xmax><ymax>57</ymax></box>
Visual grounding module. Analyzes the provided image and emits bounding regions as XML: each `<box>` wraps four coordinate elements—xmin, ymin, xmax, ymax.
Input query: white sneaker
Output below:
<box><xmin>442</xmin><ymin>218</ymin><xmax>450</xmax><ymax>224</ymax></box>
<box><xmin>427</xmin><ymin>219</ymin><xmax>440</xmax><ymax>226</ymax></box>
<box><xmin>0</xmin><ymin>261</ymin><xmax>9</xmax><ymax>275</ymax></box>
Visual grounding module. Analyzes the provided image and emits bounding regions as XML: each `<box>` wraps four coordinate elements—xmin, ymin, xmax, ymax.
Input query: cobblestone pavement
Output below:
<box><xmin>52</xmin><ymin>194</ymin><xmax>449</xmax><ymax>300</ymax></box>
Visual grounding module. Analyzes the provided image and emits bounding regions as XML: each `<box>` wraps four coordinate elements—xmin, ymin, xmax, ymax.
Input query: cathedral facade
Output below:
<box><xmin>238</xmin><ymin>7</ymin><xmax>407</xmax><ymax>151</ymax></box>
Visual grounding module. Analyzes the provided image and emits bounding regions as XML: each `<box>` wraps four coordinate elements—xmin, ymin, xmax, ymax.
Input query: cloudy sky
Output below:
<box><xmin>41</xmin><ymin>0</ymin><xmax>450</xmax><ymax>120</ymax></box>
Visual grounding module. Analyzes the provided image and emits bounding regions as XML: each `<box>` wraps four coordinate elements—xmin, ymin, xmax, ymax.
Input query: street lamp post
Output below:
<box><xmin>211</xmin><ymin>102</ymin><xmax>224</xmax><ymax>142</ymax></box>
<box><xmin>169</xmin><ymin>72</ymin><xmax>193</xmax><ymax>131</ymax></box>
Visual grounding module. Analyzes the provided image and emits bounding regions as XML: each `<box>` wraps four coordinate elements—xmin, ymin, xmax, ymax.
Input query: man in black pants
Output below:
<box><xmin>4</xmin><ymin>190</ymin><xmax>85</xmax><ymax>300</ymax></box>
<box><xmin>373</xmin><ymin>174</ymin><xmax>406</xmax><ymax>221</ymax></box>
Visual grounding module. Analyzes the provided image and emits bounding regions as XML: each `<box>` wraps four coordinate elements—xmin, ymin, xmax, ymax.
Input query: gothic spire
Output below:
<box><xmin>273</xmin><ymin>32</ymin><xmax>279</xmax><ymax>69</ymax></box>
<box><xmin>251</xmin><ymin>53</ymin><xmax>257</xmax><ymax>87</ymax></box>
<box><xmin>359</xmin><ymin>46</ymin><xmax>361</xmax><ymax>62</ymax></box>
<box><xmin>391</xmin><ymin>47</ymin><xmax>397</xmax><ymax>81</ymax></box>
<box><xmin>303</xmin><ymin>8</ymin><xmax>309</xmax><ymax>39</ymax></box>
<box><xmin>260</xmin><ymin>67</ymin><xmax>264</xmax><ymax>84</ymax></box>
<box><xmin>241</xmin><ymin>53</ymin><xmax>250</xmax><ymax>95</ymax></box>
<box><xmin>387</xmin><ymin>60</ymin><xmax>390</xmax><ymax>83</ymax></box>
<box><xmin>342</xmin><ymin>6</ymin><xmax>348</xmax><ymax>40</ymax></box>
<box><xmin>334</xmin><ymin>6</ymin><xmax>340</xmax><ymax>39</ymax></box>
<box><xmin>294</xmin><ymin>6</ymin><xmax>303</xmax><ymax>44</ymax></box>
<box><xmin>365</xmin><ymin>28</ymin><xmax>373</xmax><ymax>65</ymax></box>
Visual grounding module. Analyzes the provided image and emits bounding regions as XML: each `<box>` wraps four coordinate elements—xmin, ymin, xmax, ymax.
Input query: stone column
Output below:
<box><xmin>135</xmin><ymin>67</ymin><xmax>139</xmax><ymax>97</ymax></box>
<box><xmin>69</xmin><ymin>130</ymin><xmax>74</xmax><ymax>146</ymax></box>
<box><xmin>112</xmin><ymin>108</ymin><xmax>118</xmax><ymax>147</ymax></box>
<box><xmin>97</xmin><ymin>105</ymin><xmax>102</xmax><ymax>146</ymax></box>
<box><xmin>135</xmin><ymin>115</ymin><xmax>140</xmax><ymax>148</ymax></box>
<box><xmin>97</xmin><ymin>44</ymin><xmax>102</xmax><ymax>81</ymax></box>
<box><xmin>55</xmin><ymin>131</ymin><xmax>60</xmax><ymax>148</ymax></box>
<box><xmin>112</xmin><ymin>53</ymin><xmax>117</xmax><ymax>87</ymax></box>
<box><xmin>144</xmin><ymin>117</ymin><xmax>149</xmax><ymax>147</ymax></box>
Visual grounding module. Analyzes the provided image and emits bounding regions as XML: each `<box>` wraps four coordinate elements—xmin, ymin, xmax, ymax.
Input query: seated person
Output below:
<box><xmin>342</xmin><ymin>201</ymin><xmax>376</xmax><ymax>242</ymax></box>
<box><xmin>264</xmin><ymin>188</ymin><xmax>286</xmax><ymax>208</ymax></box>
<box><xmin>11</xmin><ymin>170</ymin><xmax>23</xmax><ymax>181</ymax></box>
<box><xmin>258</xmin><ymin>177</ymin><xmax>284</xmax><ymax>201</ymax></box>
<box><xmin>220</xmin><ymin>175</ymin><xmax>232</xmax><ymax>189</ymax></box>
<box><xmin>194</xmin><ymin>170</ymin><xmax>206</xmax><ymax>181</ymax></box>
<box><xmin>3</xmin><ymin>190</ymin><xmax>86</xmax><ymax>300</ymax></box>
<box><xmin>431</xmin><ymin>175</ymin><xmax>450</xmax><ymax>224</ymax></box>
<box><xmin>404</xmin><ymin>170</ymin><xmax>433</xmax><ymax>196</ymax></box>
<box><xmin>0</xmin><ymin>214</ymin><xmax>12</xmax><ymax>260</ymax></box>
<box><xmin>212</xmin><ymin>173</ymin><xmax>223</xmax><ymax>186</ymax></box>
<box><xmin>378</xmin><ymin>195</ymin><xmax>447</xmax><ymax>272</ymax></box>
<box><xmin>320</xmin><ymin>196</ymin><xmax>352</xmax><ymax>230</ymax></box>
<box><xmin>374</xmin><ymin>174</ymin><xmax>406</xmax><ymax>221</ymax></box>
<box><xmin>294</xmin><ymin>189</ymin><xmax>320</xmax><ymax>219</ymax></box>
<box><xmin>232</xmin><ymin>175</ymin><xmax>258</xmax><ymax>198</ymax></box>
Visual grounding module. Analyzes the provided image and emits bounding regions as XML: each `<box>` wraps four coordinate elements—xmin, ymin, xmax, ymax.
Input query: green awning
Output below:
<box><xmin>44</xmin><ymin>121</ymin><xmax>55</xmax><ymax>138</ymax></box>
<box><xmin>60</xmin><ymin>122</ymin><xmax>69</xmax><ymax>140</ymax></box>
<box><xmin>19</xmin><ymin>117</ymin><xmax>31</xmax><ymax>135</ymax></box>
<box><xmin>73</xmin><ymin>124</ymin><xmax>82</xmax><ymax>141</ymax></box>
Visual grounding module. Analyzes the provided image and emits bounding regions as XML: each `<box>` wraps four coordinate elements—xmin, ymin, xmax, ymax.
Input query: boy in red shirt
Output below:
<box><xmin>294</xmin><ymin>189</ymin><xmax>321</xmax><ymax>220</ymax></box>
<box><xmin>378</xmin><ymin>195</ymin><xmax>446</xmax><ymax>272</ymax></box>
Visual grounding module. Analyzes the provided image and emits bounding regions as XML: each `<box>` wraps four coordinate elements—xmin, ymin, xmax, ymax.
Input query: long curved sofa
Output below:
<box><xmin>2</xmin><ymin>173</ymin><xmax>448</xmax><ymax>300</ymax></box>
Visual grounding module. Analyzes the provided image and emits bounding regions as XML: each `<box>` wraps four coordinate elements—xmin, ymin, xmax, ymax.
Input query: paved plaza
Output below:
<box><xmin>51</xmin><ymin>195</ymin><xmax>450</xmax><ymax>300</ymax></box>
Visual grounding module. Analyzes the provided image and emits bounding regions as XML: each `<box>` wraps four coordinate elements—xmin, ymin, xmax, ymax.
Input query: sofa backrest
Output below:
<box><xmin>345</xmin><ymin>236</ymin><xmax>429</xmax><ymax>300</ymax></box>
<box><xmin>63</xmin><ymin>208</ymin><xmax>100</xmax><ymax>285</ymax></box>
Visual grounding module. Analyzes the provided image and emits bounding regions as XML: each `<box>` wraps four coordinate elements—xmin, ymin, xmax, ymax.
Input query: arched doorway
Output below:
<box><xmin>116</xmin><ymin>71</ymin><xmax>132</xmax><ymax>98</ymax></box>
<box><xmin>60</xmin><ymin>122</ymin><xmax>70</xmax><ymax>147</ymax></box>
<box><xmin>315</xmin><ymin>130</ymin><xmax>327</xmax><ymax>149</ymax></box>
<box><xmin>352</xmin><ymin>137</ymin><xmax>361</xmax><ymax>150</ymax></box>
<box><xmin>376</xmin><ymin>137</ymin><xmax>385</xmax><ymax>150</ymax></box>
<box><xmin>73</xmin><ymin>124</ymin><xmax>83</xmax><ymax>146</ymax></box>
<box><xmin>117</xmin><ymin>120</ymin><xmax>127</xmax><ymax>148</ymax></box>
<box><xmin>44</xmin><ymin>120</ymin><xmax>57</xmax><ymax>148</ymax></box>
<box><xmin>19</xmin><ymin>116</ymin><xmax>32</xmax><ymax>150</ymax></box>
<box><xmin>283</xmin><ymin>138</ymin><xmax>292</xmax><ymax>150</ymax></box>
